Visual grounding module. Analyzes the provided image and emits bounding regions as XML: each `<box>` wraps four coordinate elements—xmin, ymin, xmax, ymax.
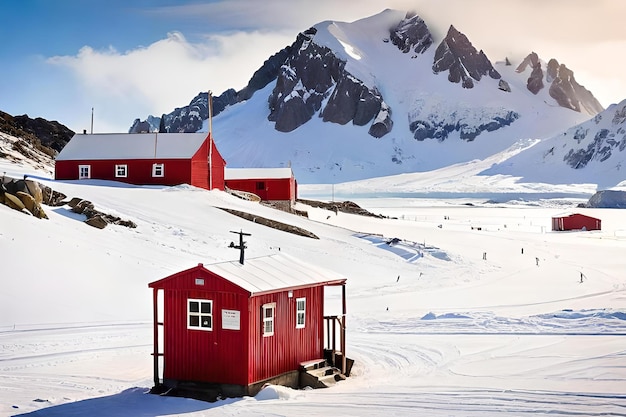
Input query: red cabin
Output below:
<box><xmin>552</xmin><ymin>213</ymin><xmax>601</xmax><ymax>231</ymax></box>
<box><xmin>148</xmin><ymin>253</ymin><xmax>348</xmax><ymax>399</ymax></box>
<box><xmin>225</xmin><ymin>168</ymin><xmax>297</xmax><ymax>210</ymax></box>
<box><xmin>55</xmin><ymin>132</ymin><xmax>225</xmax><ymax>190</ymax></box>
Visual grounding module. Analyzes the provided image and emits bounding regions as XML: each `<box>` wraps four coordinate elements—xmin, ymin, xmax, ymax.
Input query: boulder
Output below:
<box><xmin>41</xmin><ymin>184</ymin><xmax>67</xmax><ymax>206</ymax></box>
<box><xmin>85</xmin><ymin>215</ymin><xmax>108</xmax><ymax>229</ymax></box>
<box><xmin>24</xmin><ymin>179</ymin><xmax>43</xmax><ymax>204</ymax></box>
<box><xmin>15</xmin><ymin>191</ymin><xmax>48</xmax><ymax>218</ymax></box>
<box><xmin>3</xmin><ymin>192</ymin><xmax>27</xmax><ymax>213</ymax></box>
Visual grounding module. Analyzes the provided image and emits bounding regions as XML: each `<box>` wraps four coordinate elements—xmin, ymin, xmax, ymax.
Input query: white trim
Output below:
<box><xmin>262</xmin><ymin>302</ymin><xmax>275</xmax><ymax>336</ymax></box>
<box><xmin>296</xmin><ymin>297</ymin><xmax>306</xmax><ymax>329</ymax></box>
<box><xmin>187</xmin><ymin>298</ymin><xmax>213</xmax><ymax>331</ymax></box>
<box><xmin>115</xmin><ymin>164</ymin><xmax>128</xmax><ymax>178</ymax></box>
<box><xmin>78</xmin><ymin>164</ymin><xmax>91</xmax><ymax>179</ymax></box>
<box><xmin>152</xmin><ymin>163</ymin><xmax>165</xmax><ymax>177</ymax></box>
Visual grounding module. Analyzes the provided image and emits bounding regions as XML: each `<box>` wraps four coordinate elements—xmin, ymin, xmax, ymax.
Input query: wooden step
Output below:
<box><xmin>299</xmin><ymin>358</ymin><xmax>327</xmax><ymax>372</ymax></box>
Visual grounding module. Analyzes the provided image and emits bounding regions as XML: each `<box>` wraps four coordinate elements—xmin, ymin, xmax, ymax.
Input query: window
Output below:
<box><xmin>78</xmin><ymin>165</ymin><xmax>91</xmax><ymax>179</ymax></box>
<box><xmin>115</xmin><ymin>164</ymin><xmax>128</xmax><ymax>178</ymax></box>
<box><xmin>262</xmin><ymin>303</ymin><xmax>275</xmax><ymax>336</ymax></box>
<box><xmin>152</xmin><ymin>163</ymin><xmax>164</xmax><ymax>177</ymax></box>
<box><xmin>296</xmin><ymin>298</ymin><xmax>306</xmax><ymax>329</ymax></box>
<box><xmin>187</xmin><ymin>299</ymin><xmax>212</xmax><ymax>331</ymax></box>
<box><xmin>256</xmin><ymin>181</ymin><xmax>265</xmax><ymax>190</ymax></box>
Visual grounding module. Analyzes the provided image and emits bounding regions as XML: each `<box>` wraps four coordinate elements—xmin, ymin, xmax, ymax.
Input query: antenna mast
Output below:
<box><xmin>208</xmin><ymin>91</ymin><xmax>213</xmax><ymax>190</ymax></box>
<box><xmin>90</xmin><ymin>107</ymin><xmax>94</xmax><ymax>134</ymax></box>
<box><xmin>229</xmin><ymin>230</ymin><xmax>251</xmax><ymax>264</ymax></box>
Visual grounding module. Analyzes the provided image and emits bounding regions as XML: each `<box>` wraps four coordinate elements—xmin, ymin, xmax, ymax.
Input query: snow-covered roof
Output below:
<box><xmin>56</xmin><ymin>133</ymin><xmax>208</xmax><ymax>161</ymax></box>
<box><xmin>224</xmin><ymin>167</ymin><xmax>293</xmax><ymax>180</ymax></box>
<box><xmin>204</xmin><ymin>253</ymin><xmax>345</xmax><ymax>295</ymax></box>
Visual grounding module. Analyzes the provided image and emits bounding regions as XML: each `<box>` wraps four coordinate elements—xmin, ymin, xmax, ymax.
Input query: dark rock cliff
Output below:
<box><xmin>268</xmin><ymin>28</ymin><xmax>392</xmax><ymax>137</ymax></box>
<box><xmin>389</xmin><ymin>11</ymin><xmax>433</xmax><ymax>54</ymax></box>
<box><xmin>516</xmin><ymin>52</ymin><xmax>604</xmax><ymax>115</ymax></box>
<box><xmin>432</xmin><ymin>25</ymin><xmax>501</xmax><ymax>89</ymax></box>
<box><xmin>0</xmin><ymin>110</ymin><xmax>73</xmax><ymax>155</ymax></box>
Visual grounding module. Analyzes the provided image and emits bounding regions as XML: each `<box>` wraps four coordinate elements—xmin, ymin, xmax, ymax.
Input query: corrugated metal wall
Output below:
<box><xmin>160</xmin><ymin>268</ymin><xmax>250</xmax><ymax>385</ymax></box>
<box><xmin>224</xmin><ymin>178</ymin><xmax>294</xmax><ymax>202</ymax></box>
<box><xmin>247</xmin><ymin>286</ymin><xmax>324</xmax><ymax>384</ymax></box>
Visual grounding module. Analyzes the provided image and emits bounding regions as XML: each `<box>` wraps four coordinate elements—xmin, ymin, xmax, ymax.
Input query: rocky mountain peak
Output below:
<box><xmin>516</xmin><ymin>52</ymin><xmax>604</xmax><ymax>115</ymax></box>
<box><xmin>267</xmin><ymin>28</ymin><xmax>392</xmax><ymax>137</ymax></box>
<box><xmin>515</xmin><ymin>51</ymin><xmax>544</xmax><ymax>94</ymax></box>
<box><xmin>389</xmin><ymin>11</ymin><xmax>433</xmax><ymax>55</ymax></box>
<box><xmin>432</xmin><ymin>25</ymin><xmax>501</xmax><ymax>89</ymax></box>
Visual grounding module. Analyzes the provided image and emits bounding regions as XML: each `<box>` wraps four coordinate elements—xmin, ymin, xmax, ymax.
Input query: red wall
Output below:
<box><xmin>553</xmin><ymin>214</ymin><xmax>601</xmax><ymax>231</ymax></box>
<box><xmin>54</xmin><ymin>154</ymin><xmax>225</xmax><ymax>190</ymax></box>
<box><xmin>225</xmin><ymin>177</ymin><xmax>296</xmax><ymax>202</ymax></box>
<box><xmin>55</xmin><ymin>159</ymin><xmax>193</xmax><ymax>186</ymax></box>
<box><xmin>247</xmin><ymin>286</ymin><xmax>324</xmax><ymax>384</ymax></box>
<box><xmin>154</xmin><ymin>267</ymin><xmax>250</xmax><ymax>385</ymax></box>
<box><xmin>564</xmin><ymin>214</ymin><xmax>601</xmax><ymax>231</ymax></box>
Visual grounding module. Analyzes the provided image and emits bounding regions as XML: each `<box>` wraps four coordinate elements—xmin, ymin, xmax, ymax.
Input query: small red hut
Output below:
<box><xmin>225</xmin><ymin>168</ymin><xmax>297</xmax><ymax>210</ymax></box>
<box><xmin>552</xmin><ymin>213</ymin><xmax>601</xmax><ymax>231</ymax></box>
<box><xmin>55</xmin><ymin>132</ymin><xmax>225</xmax><ymax>190</ymax></box>
<box><xmin>148</xmin><ymin>253</ymin><xmax>348</xmax><ymax>399</ymax></box>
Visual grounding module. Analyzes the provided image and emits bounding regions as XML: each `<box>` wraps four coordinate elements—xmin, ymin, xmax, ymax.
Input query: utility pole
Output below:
<box><xmin>208</xmin><ymin>91</ymin><xmax>213</xmax><ymax>190</ymax></box>
<box><xmin>229</xmin><ymin>230</ymin><xmax>251</xmax><ymax>264</ymax></box>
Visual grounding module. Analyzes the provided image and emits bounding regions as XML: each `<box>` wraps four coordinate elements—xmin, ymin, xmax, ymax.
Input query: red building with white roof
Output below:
<box><xmin>552</xmin><ymin>213</ymin><xmax>601</xmax><ymax>231</ymax></box>
<box><xmin>148</xmin><ymin>253</ymin><xmax>347</xmax><ymax>399</ymax></box>
<box><xmin>55</xmin><ymin>132</ymin><xmax>225</xmax><ymax>190</ymax></box>
<box><xmin>224</xmin><ymin>167</ymin><xmax>297</xmax><ymax>209</ymax></box>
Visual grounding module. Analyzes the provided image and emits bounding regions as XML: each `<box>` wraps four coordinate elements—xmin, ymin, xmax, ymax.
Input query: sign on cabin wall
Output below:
<box><xmin>222</xmin><ymin>309</ymin><xmax>241</xmax><ymax>330</ymax></box>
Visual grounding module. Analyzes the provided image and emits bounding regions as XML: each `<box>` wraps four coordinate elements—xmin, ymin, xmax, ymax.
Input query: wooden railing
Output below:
<box><xmin>324</xmin><ymin>315</ymin><xmax>346</xmax><ymax>374</ymax></box>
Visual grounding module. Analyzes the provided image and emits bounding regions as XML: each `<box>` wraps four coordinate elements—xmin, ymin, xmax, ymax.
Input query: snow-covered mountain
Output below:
<box><xmin>128</xmin><ymin>9</ymin><xmax>611</xmax><ymax>186</ymax></box>
<box><xmin>481</xmin><ymin>99</ymin><xmax>626</xmax><ymax>189</ymax></box>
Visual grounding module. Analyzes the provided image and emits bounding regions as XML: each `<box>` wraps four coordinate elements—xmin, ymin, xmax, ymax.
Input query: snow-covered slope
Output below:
<box><xmin>481</xmin><ymin>99</ymin><xmax>626</xmax><ymax>189</ymax></box>
<box><xmin>1</xmin><ymin>159</ymin><xmax>625</xmax><ymax>416</ymax></box>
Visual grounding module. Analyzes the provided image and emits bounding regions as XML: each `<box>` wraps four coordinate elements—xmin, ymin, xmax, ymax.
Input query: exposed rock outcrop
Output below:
<box><xmin>432</xmin><ymin>25</ymin><xmax>501</xmax><ymax>89</ymax></box>
<box><xmin>408</xmin><ymin>100</ymin><xmax>519</xmax><ymax>142</ymax></box>
<box><xmin>389</xmin><ymin>11</ymin><xmax>433</xmax><ymax>54</ymax></box>
<box><xmin>1</xmin><ymin>177</ymin><xmax>49</xmax><ymax>218</ymax></box>
<box><xmin>0</xmin><ymin>110</ymin><xmax>73</xmax><ymax>154</ymax></box>
<box><xmin>498</xmin><ymin>80</ymin><xmax>511</xmax><ymax>92</ymax></box>
<box><xmin>562</xmin><ymin>102</ymin><xmax>626</xmax><ymax>169</ymax></box>
<box><xmin>67</xmin><ymin>197</ymin><xmax>137</xmax><ymax>229</ymax></box>
<box><xmin>516</xmin><ymin>53</ymin><xmax>604</xmax><ymax>115</ymax></box>
<box><xmin>0</xmin><ymin>176</ymin><xmax>136</xmax><ymax>228</ymax></box>
<box><xmin>516</xmin><ymin>52</ymin><xmax>544</xmax><ymax>94</ymax></box>
<box><xmin>268</xmin><ymin>28</ymin><xmax>392</xmax><ymax>137</ymax></box>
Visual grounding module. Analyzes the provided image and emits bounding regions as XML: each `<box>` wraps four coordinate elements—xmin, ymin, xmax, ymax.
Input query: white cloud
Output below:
<box><xmin>47</xmin><ymin>30</ymin><xmax>294</xmax><ymax>132</ymax></box>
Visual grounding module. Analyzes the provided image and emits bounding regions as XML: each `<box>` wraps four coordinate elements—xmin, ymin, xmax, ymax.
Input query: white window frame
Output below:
<box><xmin>187</xmin><ymin>298</ymin><xmax>213</xmax><ymax>331</ymax></box>
<box><xmin>296</xmin><ymin>297</ymin><xmax>306</xmax><ymax>329</ymax></box>
<box><xmin>152</xmin><ymin>163</ymin><xmax>165</xmax><ymax>177</ymax></box>
<box><xmin>262</xmin><ymin>303</ymin><xmax>275</xmax><ymax>337</ymax></box>
<box><xmin>115</xmin><ymin>164</ymin><xmax>128</xmax><ymax>178</ymax></box>
<box><xmin>78</xmin><ymin>165</ymin><xmax>91</xmax><ymax>179</ymax></box>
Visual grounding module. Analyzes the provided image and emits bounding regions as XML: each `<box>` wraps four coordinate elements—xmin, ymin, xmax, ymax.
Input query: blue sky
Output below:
<box><xmin>2</xmin><ymin>0</ymin><xmax>625</xmax><ymax>133</ymax></box>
